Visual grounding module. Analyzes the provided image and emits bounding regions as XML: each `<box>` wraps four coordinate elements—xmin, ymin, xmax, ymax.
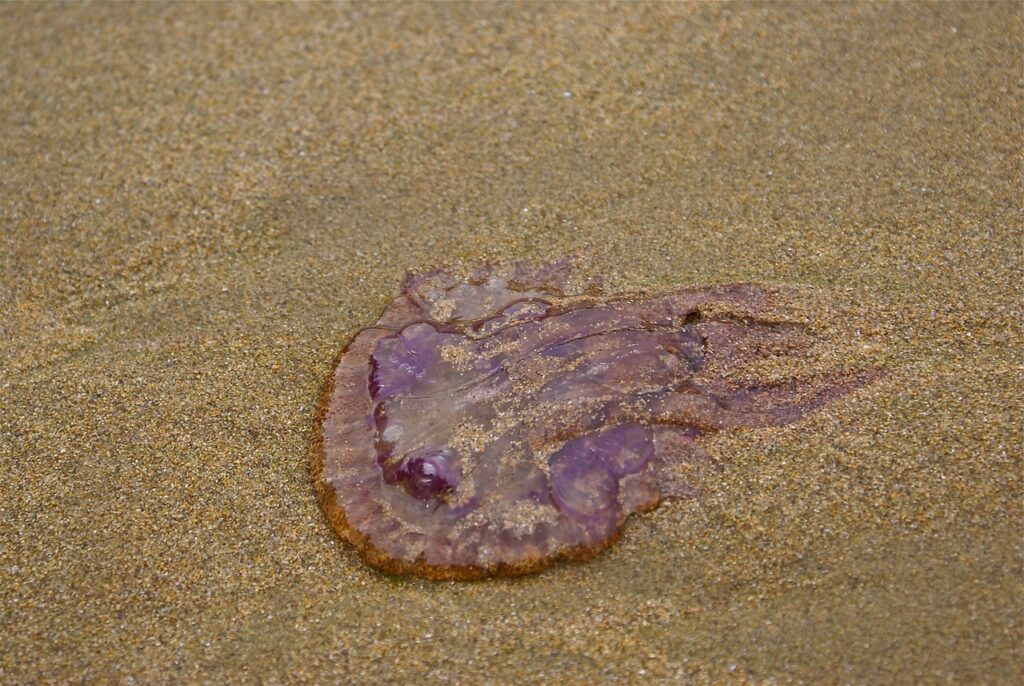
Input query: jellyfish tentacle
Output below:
<box><xmin>655</xmin><ymin>370</ymin><xmax>877</xmax><ymax>430</ymax></box>
<box><xmin>695</xmin><ymin>320</ymin><xmax>816</xmax><ymax>368</ymax></box>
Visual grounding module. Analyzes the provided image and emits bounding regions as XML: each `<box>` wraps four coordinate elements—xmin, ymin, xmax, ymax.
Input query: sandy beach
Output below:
<box><xmin>2</xmin><ymin>2</ymin><xmax>1021</xmax><ymax>683</ymax></box>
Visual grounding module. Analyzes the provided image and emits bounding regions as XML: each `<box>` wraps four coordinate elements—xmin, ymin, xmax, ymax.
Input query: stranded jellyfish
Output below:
<box><xmin>312</xmin><ymin>259</ymin><xmax>877</xmax><ymax>579</ymax></box>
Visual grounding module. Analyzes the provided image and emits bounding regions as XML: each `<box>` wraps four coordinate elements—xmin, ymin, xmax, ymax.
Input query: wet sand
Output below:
<box><xmin>1</xmin><ymin>2</ymin><xmax>1021</xmax><ymax>683</ymax></box>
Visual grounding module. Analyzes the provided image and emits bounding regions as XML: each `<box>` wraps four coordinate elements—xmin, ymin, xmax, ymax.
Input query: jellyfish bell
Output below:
<box><xmin>313</xmin><ymin>259</ymin><xmax>879</xmax><ymax>579</ymax></box>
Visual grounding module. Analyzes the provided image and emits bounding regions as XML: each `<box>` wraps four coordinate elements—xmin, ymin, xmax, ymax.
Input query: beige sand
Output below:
<box><xmin>1</xmin><ymin>2</ymin><xmax>1021</xmax><ymax>683</ymax></box>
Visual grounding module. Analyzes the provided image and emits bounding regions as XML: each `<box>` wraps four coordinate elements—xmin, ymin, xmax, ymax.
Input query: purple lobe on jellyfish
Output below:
<box><xmin>370</xmin><ymin>323</ymin><xmax>449</xmax><ymax>399</ymax></box>
<box><xmin>549</xmin><ymin>438</ymin><xmax>619</xmax><ymax>520</ymax></box>
<box><xmin>397</xmin><ymin>447</ymin><xmax>461</xmax><ymax>499</ymax></box>
<box><xmin>588</xmin><ymin>423</ymin><xmax>655</xmax><ymax>477</ymax></box>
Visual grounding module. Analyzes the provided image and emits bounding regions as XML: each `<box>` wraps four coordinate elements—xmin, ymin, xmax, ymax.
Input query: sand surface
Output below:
<box><xmin>1</xmin><ymin>2</ymin><xmax>1021</xmax><ymax>683</ymax></box>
